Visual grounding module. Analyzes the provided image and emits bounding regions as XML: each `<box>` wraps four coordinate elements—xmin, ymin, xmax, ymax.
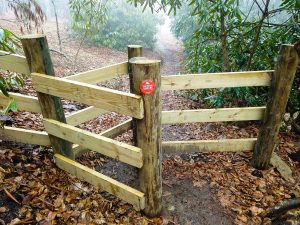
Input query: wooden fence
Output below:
<box><xmin>0</xmin><ymin>35</ymin><xmax>298</xmax><ymax>217</ymax></box>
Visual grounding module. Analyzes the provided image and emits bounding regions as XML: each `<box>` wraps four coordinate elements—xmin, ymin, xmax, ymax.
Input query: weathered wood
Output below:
<box><xmin>161</xmin><ymin>70</ymin><xmax>273</xmax><ymax>90</ymax></box>
<box><xmin>130</xmin><ymin>58</ymin><xmax>162</xmax><ymax>217</ymax></box>
<box><xmin>162</xmin><ymin>107</ymin><xmax>265</xmax><ymax>124</ymax></box>
<box><xmin>0</xmin><ymin>126</ymin><xmax>50</xmax><ymax>146</ymax></box>
<box><xmin>270</xmin><ymin>153</ymin><xmax>294</xmax><ymax>183</ymax></box>
<box><xmin>128</xmin><ymin>45</ymin><xmax>143</xmax><ymax>145</ymax></box>
<box><xmin>21</xmin><ymin>34</ymin><xmax>73</xmax><ymax>159</ymax></box>
<box><xmin>73</xmin><ymin>119</ymin><xmax>133</xmax><ymax>158</ymax></box>
<box><xmin>101</xmin><ymin>119</ymin><xmax>132</xmax><ymax>138</ymax></box>
<box><xmin>66</xmin><ymin>106</ymin><xmax>107</xmax><ymax>126</ymax></box>
<box><xmin>54</xmin><ymin>154</ymin><xmax>145</xmax><ymax>210</ymax></box>
<box><xmin>0</xmin><ymin>50</ymin><xmax>30</xmax><ymax>75</ymax></box>
<box><xmin>31</xmin><ymin>73</ymin><xmax>144</xmax><ymax>119</ymax></box>
<box><xmin>0</xmin><ymin>92</ymin><xmax>41</xmax><ymax>113</ymax></box>
<box><xmin>44</xmin><ymin>119</ymin><xmax>143</xmax><ymax>168</ymax></box>
<box><xmin>162</xmin><ymin>138</ymin><xmax>257</xmax><ymax>154</ymax></box>
<box><xmin>252</xmin><ymin>45</ymin><xmax>299</xmax><ymax>169</ymax></box>
<box><xmin>72</xmin><ymin>144</ymin><xmax>89</xmax><ymax>158</ymax></box>
<box><xmin>66</xmin><ymin>62</ymin><xmax>128</xmax><ymax>84</ymax></box>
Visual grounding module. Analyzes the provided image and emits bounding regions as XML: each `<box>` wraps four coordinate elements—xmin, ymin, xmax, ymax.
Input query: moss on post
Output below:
<box><xmin>21</xmin><ymin>34</ymin><xmax>74</xmax><ymax>159</ymax></box>
<box><xmin>252</xmin><ymin>44</ymin><xmax>299</xmax><ymax>169</ymax></box>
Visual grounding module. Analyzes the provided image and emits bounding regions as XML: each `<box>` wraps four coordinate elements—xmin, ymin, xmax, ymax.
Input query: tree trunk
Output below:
<box><xmin>220</xmin><ymin>7</ymin><xmax>230</xmax><ymax>72</ymax></box>
<box><xmin>252</xmin><ymin>44</ymin><xmax>298</xmax><ymax>169</ymax></box>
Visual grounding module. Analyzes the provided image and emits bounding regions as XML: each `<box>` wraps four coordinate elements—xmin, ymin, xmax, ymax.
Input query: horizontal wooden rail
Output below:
<box><xmin>66</xmin><ymin>62</ymin><xmax>128</xmax><ymax>84</ymax></box>
<box><xmin>44</xmin><ymin>119</ymin><xmax>143</xmax><ymax>168</ymax></box>
<box><xmin>73</xmin><ymin>119</ymin><xmax>133</xmax><ymax>157</ymax></box>
<box><xmin>162</xmin><ymin>138</ymin><xmax>257</xmax><ymax>154</ymax></box>
<box><xmin>0</xmin><ymin>126</ymin><xmax>50</xmax><ymax>146</ymax></box>
<box><xmin>0</xmin><ymin>50</ymin><xmax>30</xmax><ymax>75</ymax></box>
<box><xmin>101</xmin><ymin>119</ymin><xmax>132</xmax><ymax>138</ymax></box>
<box><xmin>162</xmin><ymin>107</ymin><xmax>266</xmax><ymax>124</ymax></box>
<box><xmin>66</xmin><ymin>106</ymin><xmax>108</xmax><ymax>126</ymax></box>
<box><xmin>0</xmin><ymin>92</ymin><xmax>41</xmax><ymax>113</ymax></box>
<box><xmin>32</xmin><ymin>73</ymin><xmax>144</xmax><ymax>119</ymax></box>
<box><xmin>54</xmin><ymin>154</ymin><xmax>145</xmax><ymax>210</ymax></box>
<box><xmin>161</xmin><ymin>70</ymin><xmax>273</xmax><ymax>90</ymax></box>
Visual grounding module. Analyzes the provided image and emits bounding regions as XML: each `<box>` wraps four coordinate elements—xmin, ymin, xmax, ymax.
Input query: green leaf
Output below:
<box><xmin>2</xmin><ymin>98</ymin><xmax>17</xmax><ymax>114</ymax></box>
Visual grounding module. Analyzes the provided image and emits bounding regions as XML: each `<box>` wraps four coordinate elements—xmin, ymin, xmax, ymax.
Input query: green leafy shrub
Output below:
<box><xmin>70</xmin><ymin>0</ymin><xmax>161</xmax><ymax>50</ymax></box>
<box><xmin>0</xmin><ymin>27</ymin><xmax>25</xmax><ymax>124</ymax></box>
<box><xmin>171</xmin><ymin>1</ymin><xmax>300</xmax><ymax>124</ymax></box>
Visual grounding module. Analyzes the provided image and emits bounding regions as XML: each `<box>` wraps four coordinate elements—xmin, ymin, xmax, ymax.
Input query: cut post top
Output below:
<box><xmin>21</xmin><ymin>34</ymin><xmax>47</xmax><ymax>40</ymax></box>
<box><xmin>128</xmin><ymin>45</ymin><xmax>143</xmax><ymax>48</ymax></box>
<box><xmin>129</xmin><ymin>58</ymin><xmax>161</xmax><ymax>65</ymax></box>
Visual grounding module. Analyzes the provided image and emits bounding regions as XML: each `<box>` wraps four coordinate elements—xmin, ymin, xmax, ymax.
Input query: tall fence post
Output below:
<box><xmin>252</xmin><ymin>44</ymin><xmax>299</xmax><ymax>169</ymax></box>
<box><xmin>128</xmin><ymin>45</ymin><xmax>142</xmax><ymax>145</ymax></box>
<box><xmin>130</xmin><ymin>58</ymin><xmax>162</xmax><ymax>217</ymax></box>
<box><xmin>21</xmin><ymin>34</ymin><xmax>74</xmax><ymax>159</ymax></box>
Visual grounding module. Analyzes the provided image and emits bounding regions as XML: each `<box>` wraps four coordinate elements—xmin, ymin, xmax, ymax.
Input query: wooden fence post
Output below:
<box><xmin>21</xmin><ymin>34</ymin><xmax>74</xmax><ymax>159</ymax></box>
<box><xmin>252</xmin><ymin>44</ymin><xmax>299</xmax><ymax>169</ymax></box>
<box><xmin>128</xmin><ymin>45</ymin><xmax>142</xmax><ymax>145</ymax></box>
<box><xmin>130</xmin><ymin>58</ymin><xmax>162</xmax><ymax>217</ymax></box>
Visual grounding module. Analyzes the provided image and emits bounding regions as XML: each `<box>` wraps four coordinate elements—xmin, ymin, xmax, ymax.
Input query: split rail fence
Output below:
<box><xmin>0</xmin><ymin>34</ymin><xmax>298</xmax><ymax>216</ymax></box>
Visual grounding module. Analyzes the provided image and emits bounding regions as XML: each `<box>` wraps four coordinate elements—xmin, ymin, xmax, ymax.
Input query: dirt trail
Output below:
<box><xmin>154</xmin><ymin>17</ymin><xmax>233</xmax><ymax>225</ymax></box>
<box><xmin>154</xmin><ymin>16</ymin><xmax>183</xmax><ymax>75</ymax></box>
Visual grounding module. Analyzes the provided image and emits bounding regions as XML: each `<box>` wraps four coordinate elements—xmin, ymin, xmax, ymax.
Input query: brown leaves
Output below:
<box><xmin>2</xmin><ymin>145</ymin><xmax>165</xmax><ymax>225</ymax></box>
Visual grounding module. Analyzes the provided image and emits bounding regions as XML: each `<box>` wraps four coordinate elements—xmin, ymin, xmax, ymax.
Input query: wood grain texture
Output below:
<box><xmin>73</xmin><ymin>119</ymin><xmax>133</xmax><ymax>158</ymax></box>
<box><xmin>162</xmin><ymin>107</ymin><xmax>266</xmax><ymax>124</ymax></box>
<box><xmin>130</xmin><ymin>58</ymin><xmax>162</xmax><ymax>217</ymax></box>
<box><xmin>66</xmin><ymin>62</ymin><xmax>128</xmax><ymax>84</ymax></box>
<box><xmin>0</xmin><ymin>126</ymin><xmax>50</xmax><ymax>146</ymax></box>
<box><xmin>270</xmin><ymin>153</ymin><xmax>294</xmax><ymax>183</ymax></box>
<box><xmin>162</xmin><ymin>138</ymin><xmax>257</xmax><ymax>154</ymax></box>
<box><xmin>100</xmin><ymin>119</ymin><xmax>132</xmax><ymax>138</ymax></box>
<box><xmin>0</xmin><ymin>50</ymin><xmax>30</xmax><ymax>75</ymax></box>
<box><xmin>54</xmin><ymin>154</ymin><xmax>145</xmax><ymax>210</ymax></box>
<box><xmin>21</xmin><ymin>34</ymin><xmax>73</xmax><ymax>159</ymax></box>
<box><xmin>31</xmin><ymin>73</ymin><xmax>144</xmax><ymax>119</ymax></box>
<box><xmin>252</xmin><ymin>45</ymin><xmax>299</xmax><ymax>169</ymax></box>
<box><xmin>66</xmin><ymin>106</ymin><xmax>107</xmax><ymax>126</ymax></box>
<box><xmin>44</xmin><ymin>119</ymin><xmax>143</xmax><ymax>168</ymax></box>
<box><xmin>161</xmin><ymin>70</ymin><xmax>273</xmax><ymax>90</ymax></box>
<box><xmin>128</xmin><ymin>46</ymin><xmax>143</xmax><ymax>145</ymax></box>
<box><xmin>0</xmin><ymin>92</ymin><xmax>41</xmax><ymax>113</ymax></box>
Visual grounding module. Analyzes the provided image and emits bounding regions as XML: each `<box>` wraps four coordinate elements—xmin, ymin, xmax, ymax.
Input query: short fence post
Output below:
<box><xmin>129</xmin><ymin>58</ymin><xmax>162</xmax><ymax>217</ymax></box>
<box><xmin>252</xmin><ymin>44</ymin><xmax>299</xmax><ymax>169</ymax></box>
<box><xmin>21</xmin><ymin>34</ymin><xmax>74</xmax><ymax>159</ymax></box>
<box><xmin>128</xmin><ymin>45</ymin><xmax>143</xmax><ymax>145</ymax></box>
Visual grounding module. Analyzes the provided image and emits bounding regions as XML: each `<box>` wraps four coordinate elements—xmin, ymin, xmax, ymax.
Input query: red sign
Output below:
<box><xmin>140</xmin><ymin>80</ymin><xmax>156</xmax><ymax>95</ymax></box>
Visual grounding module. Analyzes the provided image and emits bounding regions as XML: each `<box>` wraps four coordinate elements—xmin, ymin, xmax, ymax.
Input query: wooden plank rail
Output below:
<box><xmin>0</xmin><ymin>50</ymin><xmax>30</xmax><ymax>75</ymax></box>
<box><xmin>162</xmin><ymin>107</ymin><xmax>266</xmax><ymax>124</ymax></box>
<box><xmin>54</xmin><ymin>154</ymin><xmax>145</xmax><ymax>210</ymax></box>
<box><xmin>66</xmin><ymin>62</ymin><xmax>128</xmax><ymax>84</ymax></box>
<box><xmin>161</xmin><ymin>71</ymin><xmax>273</xmax><ymax>90</ymax></box>
<box><xmin>66</xmin><ymin>106</ymin><xmax>108</xmax><ymax>126</ymax></box>
<box><xmin>162</xmin><ymin>138</ymin><xmax>257</xmax><ymax>154</ymax></box>
<box><xmin>100</xmin><ymin>119</ymin><xmax>132</xmax><ymax>138</ymax></box>
<box><xmin>0</xmin><ymin>126</ymin><xmax>50</xmax><ymax>146</ymax></box>
<box><xmin>0</xmin><ymin>92</ymin><xmax>41</xmax><ymax>113</ymax></box>
<box><xmin>32</xmin><ymin>73</ymin><xmax>144</xmax><ymax>119</ymax></box>
<box><xmin>73</xmin><ymin>119</ymin><xmax>133</xmax><ymax>158</ymax></box>
<box><xmin>43</xmin><ymin>119</ymin><xmax>143</xmax><ymax>168</ymax></box>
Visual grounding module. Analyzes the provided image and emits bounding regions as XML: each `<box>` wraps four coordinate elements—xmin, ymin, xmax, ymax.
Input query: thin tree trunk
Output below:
<box><xmin>220</xmin><ymin>7</ymin><xmax>230</xmax><ymax>72</ymax></box>
<box><xmin>51</xmin><ymin>0</ymin><xmax>62</xmax><ymax>52</ymax></box>
<box><xmin>246</xmin><ymin>0</ymin><xmax>270</xmax><ymax>70</ymax></box>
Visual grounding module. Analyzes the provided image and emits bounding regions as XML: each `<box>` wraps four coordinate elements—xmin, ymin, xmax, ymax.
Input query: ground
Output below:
<box><xmin>0</xmin><ymin>15</ymin><xmax>300</xmax><ymax>225</ymax></box>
